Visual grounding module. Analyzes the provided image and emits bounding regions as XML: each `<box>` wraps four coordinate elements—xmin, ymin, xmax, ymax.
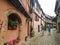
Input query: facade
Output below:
<box><xmin>31</xmin><ymin>0</ymin><xmax>45</xmax><ymax>35</ymax></box>
<box><xmin>45</xmin><ymin>14</ymin><xmax>55</xmax><ymax>29</ymax></box>
<box><xmin>41</xmin><ymin>12</ymin><xmax>45</xmax><ymax>27</ymax></box>
<box><xmin>45</xmin><ymin>14</ymin><xmax>53</xmax><ymax>24</ymax></box>
<box><xmin>0</xmin><ymin>0</ymin><xmax>46</xmax><ymax>45</ymax></box>
<box><xmin>0</xmin><ymin>0</ymin><xmax>32</xmax><ymax>45</ymax></box>
<box><xmin>33</xmin><ymin>12</ymin><xmax>45</xmax><ymax>35</ymax></box>
<box><xmin>55</xmin><ymin>0</ymin><xmax>60</xmax><ymax>32</ymax></box>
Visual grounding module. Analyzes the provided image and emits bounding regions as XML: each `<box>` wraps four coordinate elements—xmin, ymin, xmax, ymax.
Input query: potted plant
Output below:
<box><xmin>30</xmin><ymin>27</ymin><xmax>34</xmax><ymax>37</ymax></box>
<box><xmin>4</xmin><ymin>43</ymin><xmax>7</xmax><ymax>45</ymax></box>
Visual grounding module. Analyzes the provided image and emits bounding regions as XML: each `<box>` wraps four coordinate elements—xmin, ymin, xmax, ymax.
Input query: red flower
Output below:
<box><xmin>8</xmin><ymin>41</ymin><xmax>13</xmax><ymax>45</ymax></box>
<box><xmin>15</xmin><ymin>37</ymin><xmax>20</xmax><ymax>42</ymax></box>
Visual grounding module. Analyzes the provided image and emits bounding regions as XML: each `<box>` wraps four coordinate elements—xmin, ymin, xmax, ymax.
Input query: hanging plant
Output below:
<box><xmin>9</xmin><ymin>20</ymin><xmax>17</xmax><ymax>26</ymax></box>
<box><xmin>4</xmin><ymin>43</ymin><xmax>7</xmax><ymax>45</ymax></box>
<box><xmin>8</xmin><ymin>20</ymin><xmax>18</xmax><ymax>30</ymax></box>
<box><xmin>26</xmin><ymin>18</ymin><xmax>32</xmax><ymax>23</ymax></box>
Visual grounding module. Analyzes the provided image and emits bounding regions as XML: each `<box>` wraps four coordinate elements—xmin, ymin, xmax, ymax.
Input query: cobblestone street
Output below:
<box><xmin>23</xmin><ymin>29</ymin><xmax>60</xmax><ymax>45</ymax></box>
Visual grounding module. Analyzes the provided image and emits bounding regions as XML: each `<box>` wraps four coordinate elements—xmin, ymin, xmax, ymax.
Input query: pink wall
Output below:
<box><xmin>0</xmin><ymin>0</ymin><xmax>28</xmax><ymax>45</ymax></box>
<box><xmin>22</xmin><ymin>0</ymin><xmax>32</xmax><ymax>17</ymax></box>
<box><xmin>22</xmin><ymin>0</ymin><xmax>29</xmax><ymax>13</ymax></box>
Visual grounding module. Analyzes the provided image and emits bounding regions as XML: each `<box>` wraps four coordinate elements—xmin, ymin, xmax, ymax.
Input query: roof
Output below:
<box><xmin>8</xmin><ymin>0</ymin><xmax>31</xmax><ymax>19</ymax></box>
<box><xmin>35</xmin><ymin>0</ymin><xmax>41</xmax><ymax>10</ymax></box>
<box><xmin>45</xmin><ymin>14</ymin><xmax>54</xmax><ymax>20</ymax></box>
<box><xmin>55</xmin><ymin>0</ymin><xmax>60</xmax><ymax>13</ymax></box>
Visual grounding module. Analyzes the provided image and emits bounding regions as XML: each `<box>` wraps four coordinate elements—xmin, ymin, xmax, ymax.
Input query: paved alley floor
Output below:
<box><xmin>23</xmin><ymin>28</ymin><xmax>60</xmax><ymax>45</ymax></box>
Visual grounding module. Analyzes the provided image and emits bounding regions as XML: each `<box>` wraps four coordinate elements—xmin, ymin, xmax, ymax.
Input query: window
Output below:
<box><xmin>41</xmin><ymin>15</ymin><xmax>43</xmax><ymax>18</ymax></box>
<box><xmin>8</xmin><ymin>13</ymin><xmax>20</xmax><ymax>30</ymax></box>
<box><xmin>38</xmin><ymin>25</ymin><xmax>40</xmax><ymax>32</ymax></box>
<box><xmin>35</xmin><ymin>15</ymin><xmax>39</xmax><ymax>21</ymax></box>
<box><xmin>28</xmin><ymin>0</ymin><xmax>35</xmax><ymax>13</ymax></box>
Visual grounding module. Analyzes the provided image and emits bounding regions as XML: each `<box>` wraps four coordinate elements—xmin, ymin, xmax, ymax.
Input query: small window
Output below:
<box><xmin>41</xmin><ymin>15</ymin><xmax>43</xmax><ymax>18</ymax></box>
<box><xmin>38</xmin><ymin>25</ymin><xmax>40</xmax><ymax>32</ymax></box>
<box><xmin>35</xmin><ymin>15</ymin><xmax>39</xmax><ymax>21</ymax></box>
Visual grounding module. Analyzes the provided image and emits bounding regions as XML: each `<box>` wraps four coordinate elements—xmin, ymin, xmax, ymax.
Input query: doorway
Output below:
<box><xmin>38</xmin><ymin>25</ymin><xmax>40</xmax><ymax>32</ymax></box>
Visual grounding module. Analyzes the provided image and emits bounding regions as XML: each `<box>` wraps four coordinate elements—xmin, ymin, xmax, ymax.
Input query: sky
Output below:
<box><xmin>38</xmin><ymin>0</ymin><xmax>56</xmax><ymax>17</ymax></box>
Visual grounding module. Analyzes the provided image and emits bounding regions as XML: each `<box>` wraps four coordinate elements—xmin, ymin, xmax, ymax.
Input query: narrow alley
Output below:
<box><xmin>0</xmin><ymin>0</ymin><xmax>59</xmax><ymax>45</ymax></box>
<box><xmin>23</xmin><ymin>29</ymin><xmax>60</xmax><ymax>45</ymax></box>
